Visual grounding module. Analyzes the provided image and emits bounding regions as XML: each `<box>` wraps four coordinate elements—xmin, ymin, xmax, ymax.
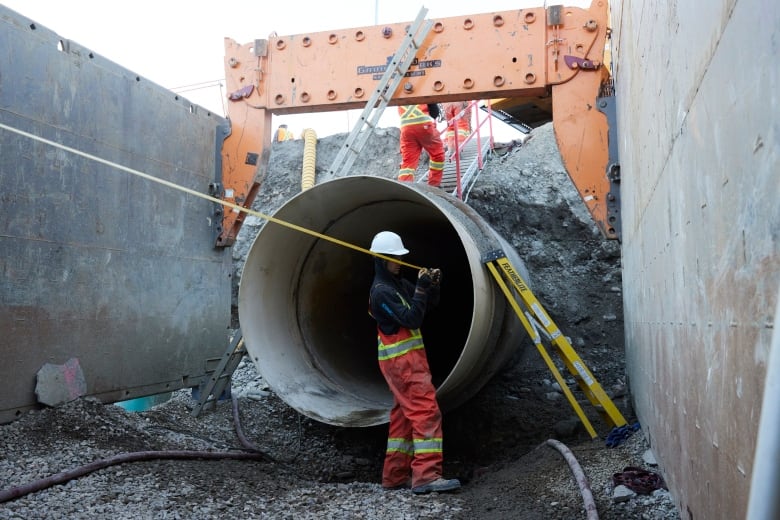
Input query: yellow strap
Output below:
<box><xmin>0</xmin><ymin>122</ymin><xmax>423</xmax><ymax>271</ymax></box>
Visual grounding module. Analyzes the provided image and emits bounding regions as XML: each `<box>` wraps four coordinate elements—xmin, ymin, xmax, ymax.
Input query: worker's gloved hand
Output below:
<box><xmin>417</xmin><ymin>268</ymin><xmax>433</xmax><ymax>289</ymax></box>
<box><xmin>429</xmin><ymin>268</ymin><xmax>442</xmax><ymax>286</ymax></box>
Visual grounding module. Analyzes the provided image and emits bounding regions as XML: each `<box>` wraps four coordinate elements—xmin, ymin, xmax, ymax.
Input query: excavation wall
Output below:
<box><xmin>612</xmin><ymin>0</ymin><xmax>779</xmax><ymax>517</ymax></box>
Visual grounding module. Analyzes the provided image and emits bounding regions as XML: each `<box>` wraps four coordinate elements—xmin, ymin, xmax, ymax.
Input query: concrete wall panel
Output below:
<box><xmin>614</xmin><ymin>0</ymin><xmax>778</xmax><ymax>517</ymax></box>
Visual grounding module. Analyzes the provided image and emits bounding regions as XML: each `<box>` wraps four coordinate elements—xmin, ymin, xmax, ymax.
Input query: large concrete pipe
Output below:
<box><xmin>239</xmin><ymin>176</ymin><xmax>529</xmax><ymax>427</ymax></box>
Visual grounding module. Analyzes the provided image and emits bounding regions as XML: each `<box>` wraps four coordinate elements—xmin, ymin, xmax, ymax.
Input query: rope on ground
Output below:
<box><xmin>545</xmin><ymin>439</ymin><xmax>599</xmax><ymax>520</ymax></box>
<box><xmin>611</xmin><ymin>466</ymin><xmax>667</xmax><ymax>495</ymax></box>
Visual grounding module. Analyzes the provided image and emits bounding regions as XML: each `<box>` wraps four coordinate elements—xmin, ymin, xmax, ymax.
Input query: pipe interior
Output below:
<box><xmin>297</xmin><ymin>199</ymin><xmax>473</xmax><ymax>390</ymax></box>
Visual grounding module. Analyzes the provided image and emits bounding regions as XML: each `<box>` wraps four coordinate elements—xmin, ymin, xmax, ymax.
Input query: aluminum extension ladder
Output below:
<box><xmin>327</xmin><ymin>7</ymin><xmax>433</xmax><ymax>178</ymax></box>
<box><xmin>191</xmin><ymin>328</ymin><xmax>246</xmax><ymax>417</ymax></box>
<box><xmin>483</xmin><ymin>250</ymin><xmax>628</xmax><ymax>439</ymax></box>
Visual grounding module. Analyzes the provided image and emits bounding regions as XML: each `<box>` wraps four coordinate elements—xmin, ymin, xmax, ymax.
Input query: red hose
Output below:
<box><xmin>546</xmin><ymin>439</ymin><xmax>599</xmax><ymax>520</ymax></box>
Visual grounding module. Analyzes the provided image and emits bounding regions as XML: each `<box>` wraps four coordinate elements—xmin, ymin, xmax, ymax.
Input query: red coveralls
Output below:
<box><xmin>443</xmin><ymin>102</ymin><xmax>472</xmax><ymax>155</ymax></box>
<box><xmin>369</xmin><ymin>260</ymin><xmax>443</xmax><ymax>489</ymax></box>
<box><xmin>377</xmin><ymin>326</ymin><xmax>443</xmax><ymax>488</ymax></box>
<box><xmin>274</xmin><ymin>125</ymin><xmax>294</xmax><ymax>142</ymax></box>
<box><xmin>397</xmin><ymin>105</ymin><xmax>445</xmax><ymax>186</ymax></box>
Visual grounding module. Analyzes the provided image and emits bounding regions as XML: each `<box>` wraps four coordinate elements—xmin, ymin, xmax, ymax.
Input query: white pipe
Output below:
<box><xmin>746</xmin><ymin>283</ymin><xmax>780</xmax><ymax>519</ymax></box>
<box><xmin>238</xmin><ymin>176</ymin><xmax>530</xmax><ymax>426</ymax></box>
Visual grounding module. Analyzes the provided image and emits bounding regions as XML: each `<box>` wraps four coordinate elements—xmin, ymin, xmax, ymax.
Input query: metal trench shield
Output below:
<box><xmin>0</xmin><ymin>6</ymin><xmax>231</xmax><ymax>423</ymax></box>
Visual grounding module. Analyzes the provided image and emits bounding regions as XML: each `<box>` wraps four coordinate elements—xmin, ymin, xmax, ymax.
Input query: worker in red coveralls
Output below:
<box><xmin>397</xmin><ymin>105</ymin><xmax>445</xmax><ymax>187</ymax></box>
<box><xmin>443</xmin><ymin>101</ymin><xmax>471</xmax><ymax>156</ymax></box>
<box><xmin>367</xmin><ymin>230</ymin><xmax>461</xmax><ymax>495</ymax></box>
<box><xmin>274</xmin><ymin>124</ymin><xmax>294</xmax><ymax>142</ymax></box>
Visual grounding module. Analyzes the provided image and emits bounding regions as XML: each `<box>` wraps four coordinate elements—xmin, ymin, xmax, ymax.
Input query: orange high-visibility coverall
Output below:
<box><xmin>369</xmin><ymin>259</ymin><xmax>444</xmax><ymax>489</ymax></box>
<box><xmin>274</xmin><ymin>125</ymin><xmax>294</xmax><ymax>142</ymax></box>
<box><xmin>397</xmin><ymin>105</ymin><xmax>445</xmax><ymax>186</ymax></box>
<box><xmin>443</xmin><ymin>102</ymin><xmax>472</xmax><ymax>154</ymax></box>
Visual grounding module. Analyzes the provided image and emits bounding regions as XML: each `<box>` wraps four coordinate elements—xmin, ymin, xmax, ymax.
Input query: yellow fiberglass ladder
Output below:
<box><xmin>483</xmin><ymin>250</ymin><xmax>628</xmax><ymax>439</ymax></box>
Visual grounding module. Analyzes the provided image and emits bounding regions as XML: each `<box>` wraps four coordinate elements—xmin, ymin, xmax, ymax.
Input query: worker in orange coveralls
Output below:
<box><xmin>397</xmin><ymin>105</ymin><xmax>445</xmax><ymax>187</ymax></box>
<box><xmin>443</xmin><ymin>101</ymin><xmax>471</xmax><ymax>156</ymax></box>
<box><xmin>368</xmin><ymin>231</ymin><xmax>461</xmax><ymax>495</ymax></box>
<box><xmin>274</xmin><ymin>124</ymin><xmax>294</xmax><ymax>142</ymax></box>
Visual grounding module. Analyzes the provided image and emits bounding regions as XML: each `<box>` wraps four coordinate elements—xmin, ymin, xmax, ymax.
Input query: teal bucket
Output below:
<box><xmin>115</xmin><ymin>392</ymin><xmax>172</xmax><ymax>412</ymax></box>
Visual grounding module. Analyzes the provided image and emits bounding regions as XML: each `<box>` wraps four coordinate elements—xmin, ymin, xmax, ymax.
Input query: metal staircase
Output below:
<box><xmin>420</xmin><ymin>137</ymin><xmax>492</xmax><ymax>200</ymax></box>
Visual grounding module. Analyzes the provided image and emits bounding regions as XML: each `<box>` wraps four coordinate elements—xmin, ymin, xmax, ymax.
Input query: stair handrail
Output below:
<box><xmin>440</xmin><ymin>99</ymin><xmax>495</xmax><ymax>199</ymax></box>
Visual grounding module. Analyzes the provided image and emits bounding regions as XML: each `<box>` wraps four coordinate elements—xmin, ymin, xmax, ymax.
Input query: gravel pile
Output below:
<box><xmin>0</xmin><ymin>359</ymin><xmax>676</xmax><ymax>519</ymax></box>
<box><xmin>0</xmin><ymin>362</ymin><xmax>468</xmax><ymax>520</ymax></box>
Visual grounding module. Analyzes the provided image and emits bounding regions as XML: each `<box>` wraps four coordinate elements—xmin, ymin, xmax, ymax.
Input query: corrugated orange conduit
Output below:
<box><xmin>301</xmin><ymin>128</ymin><xmax>317</xmax><ymax>191</ymax></box>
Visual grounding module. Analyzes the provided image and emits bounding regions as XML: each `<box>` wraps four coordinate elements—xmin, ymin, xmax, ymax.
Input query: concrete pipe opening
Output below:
<box><xmin>239</xmin><ymin>176</ymin><xmax>529</xmax><ymax>427</ymax></box>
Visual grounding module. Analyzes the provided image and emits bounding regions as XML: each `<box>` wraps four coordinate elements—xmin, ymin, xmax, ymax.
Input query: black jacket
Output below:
<box><xmin>369</xmin><ymin>258</ymin><xmax>439</xmax><ymax>335</ymax></box>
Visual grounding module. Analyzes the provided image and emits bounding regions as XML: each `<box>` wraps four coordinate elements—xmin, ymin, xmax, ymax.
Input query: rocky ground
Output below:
<box><xmin>0</xmin><ymin>123</ymin><xmax>680</xmax><ymax>519</ymax></box>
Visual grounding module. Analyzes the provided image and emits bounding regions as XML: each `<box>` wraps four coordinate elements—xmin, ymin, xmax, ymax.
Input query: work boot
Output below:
<box><xmin>411</xmin><ymin>477</ymin><xmax>461</xmax><ymax>495</ymax></box>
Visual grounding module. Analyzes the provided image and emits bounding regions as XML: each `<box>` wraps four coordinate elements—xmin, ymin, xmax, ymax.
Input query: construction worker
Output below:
<box><xmin>443</xmin><ymin>101</ymin><xmax>471</xmax><ymax>156</ymax></box>
<box><xmin>274</xmin><ymin>124</ymin><xmax>294</xmax><ymax>142</ymax></box>
<box><xmin>397</xmin><ymin>105</ymin><xmax>445</xmax><ymax>187</ymax></box>
<box><xmin>368</xmin><ymin>231</ymin><xmax>461</xmax><ymax>495</ymax></box>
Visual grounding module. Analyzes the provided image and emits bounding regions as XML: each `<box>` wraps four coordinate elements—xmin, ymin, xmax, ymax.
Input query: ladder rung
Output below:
<box><xmin>191</xmin><ymin>329</ymin><xmax>246</xmax><ymax>417</ymax></box>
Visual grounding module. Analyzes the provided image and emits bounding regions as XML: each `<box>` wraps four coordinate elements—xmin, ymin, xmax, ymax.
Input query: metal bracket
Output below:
<box><xmin>564</xmin><ymin>55</ymin><xmax>601</xmax><ymax>70</ymax></box>
<box><xmin>212</xmin><ymin>121</ymin><xmax>231</xmax><ymax>247</ymax></box>
<box><xmin>596</xmin><ymin>94</ymin><xmax>622</xmax><ymax>241</ymax></box>
<box><xmin>480</xmin><ymin>249</ymin><xmax>506</xmax><ymax>263</ymax></box>
<box><xmin>547</xmin><ymin>5</ymin><xmax>563</xmax><ymax>26</ymax></box>
<box><xmin>228</xmin><ymin>85</ymin><xmax>254</xmax><ymax>101</ymax></box>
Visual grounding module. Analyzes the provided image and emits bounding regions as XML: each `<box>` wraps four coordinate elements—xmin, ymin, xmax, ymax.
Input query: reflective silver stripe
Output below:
<box><xmin>376</xmin><ymin>292</ymin><xmax>424</xmax><ymax>360</ymax></box>
<box><xmin>413</xmin><ymin>438</ymin><xmax>443</xmax><ymax>453</ymax></box>
<box><xmin>429</xmin><ymin>159</ymin><xmax>444</xmax><ymax>170</ymax></box>
<box><xmin>386</xmin><ymin>437</ymin><xmax>413</xmax><ymax>455</ymax></box>
<box><xmin>401</xmin><ymin>116</ymin><xmax>430</xmax><ymax>126</ymax></box>
<box><xmin>378</xmin><ymin>334</ymin><xmax>424</xmax><ymax>361</ymax></box>
<box><xmin>400</xmin><ymin>106</ymin><xmax>430</xmax><ymax>126</ymax></box>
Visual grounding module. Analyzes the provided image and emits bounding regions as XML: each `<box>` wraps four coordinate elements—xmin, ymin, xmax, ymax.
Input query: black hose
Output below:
<box><xmin>0</xmin><ymin>449</ymin><xmax>267</xmax><ymax>503</ymax></box>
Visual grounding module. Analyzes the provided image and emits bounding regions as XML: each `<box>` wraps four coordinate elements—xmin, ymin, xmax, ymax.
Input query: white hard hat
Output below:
<box><xmin>370</xmin><ymin>231</ymin><xmax>409</xmax><ymax>255</ymax></box>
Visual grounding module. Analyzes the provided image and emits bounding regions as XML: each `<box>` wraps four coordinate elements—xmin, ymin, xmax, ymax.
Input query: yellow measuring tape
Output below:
<box><xmin>0</xmin><ymin>122</ymin><xmax>423</xmax><ymax>270</ymax></box>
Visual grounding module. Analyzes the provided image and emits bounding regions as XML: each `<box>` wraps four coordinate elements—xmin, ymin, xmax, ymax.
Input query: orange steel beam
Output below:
<box><xmin>218</xmin><ymin>0</ymin><xmax>613</xmax><ymax>246</ymax></box>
